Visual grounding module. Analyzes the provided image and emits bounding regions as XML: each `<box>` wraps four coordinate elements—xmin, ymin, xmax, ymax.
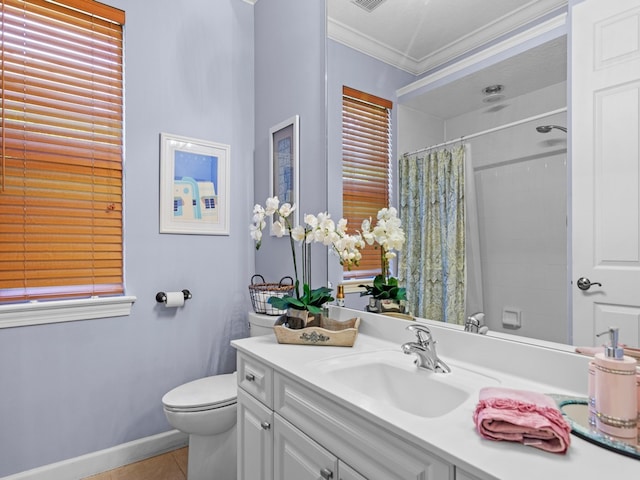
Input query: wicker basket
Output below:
<box><xmin>248</xmin><ymin>275</ymin><xmax>295</xmax><ymax>316</ymax></box>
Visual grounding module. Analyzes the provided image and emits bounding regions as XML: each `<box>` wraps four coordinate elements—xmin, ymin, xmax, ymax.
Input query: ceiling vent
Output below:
<box><xmin>351</xmin><ymin>0</ymin><xmax>387</xmax><ymax>13</ymax></box>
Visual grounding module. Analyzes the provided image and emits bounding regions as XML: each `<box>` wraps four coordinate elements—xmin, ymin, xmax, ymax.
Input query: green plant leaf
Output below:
<box><xmin>358</xmin><ymin>275</ymin><xmax>406</xmax><ymax>301</ymax></box>
<box><xmin>269</xmin><ymin>284</ymin><xmax>334</xmax><ymax>312</ymax></box>
<box><xmin>306</xmin><ymin>304</ymin><xmax>323</xmax><ymax>315</ymax></box>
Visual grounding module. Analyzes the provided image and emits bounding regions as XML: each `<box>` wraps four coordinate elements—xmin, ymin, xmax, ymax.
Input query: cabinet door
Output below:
<box><xmin>455</xmin><ymin>467</ymin><xmax>483</xmax><ymax>480</ymax></box>
<box><xmin>339</xmin><ymin>461</ymin><xmax>367</xmax><ymax>480</ymax></box>
<box><xmin>237</xmin><ymin>388</ymin><xmax>273</xmax><ymax>480</ymax></box>
<box><xmin>275</xmin><ymin>372</ymin><xmax>454</xmax><ymax>480</ymax></box>
<box><xmin>274</xmin><ymin>413</ymin><xmax>338</xmax><ymax>480</ymax></box>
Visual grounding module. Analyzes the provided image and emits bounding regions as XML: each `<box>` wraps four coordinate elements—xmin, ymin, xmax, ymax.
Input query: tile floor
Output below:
<box><xmin>83</xmin><ymin>447</ymin><xmax>188</xmax><ymax>480</ymax></box>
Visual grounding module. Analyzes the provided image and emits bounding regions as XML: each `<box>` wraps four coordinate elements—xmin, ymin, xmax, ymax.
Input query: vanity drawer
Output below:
<box><xmin>237</xmin><ymin>352</ymin><xmax>274</xmax><ymax>408</ymax></box>
<box><xmin>274</xmin><ymin>372</ymin><xmax>453</xmax><ymax>480</ymax></box>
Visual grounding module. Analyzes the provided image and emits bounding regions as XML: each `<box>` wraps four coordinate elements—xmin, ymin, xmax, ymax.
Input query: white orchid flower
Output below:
<box><xmin>304</xmin><ymin>214</ymin><xmax>318</xmax><ymax>228</ymax></box>
<box><xmin>278</xmin><ymin>202</ymin><xmax>295</xmax><ymax>218</ymax></box>
<box><xmin>249</xmin><ymin>224</ymin><xmax>262</xmax><ymax>241</ymax></box>
<box><xmin>265</xmin><ymin>196</ymin><xmax>279</xmax><ymax>216</ymax></box>
<box><xmin>271</xmin><ymin>220</ymin><xmax>286</xmax><ymax>237</ymax></box>
<box><xmin>336</xmin><ymin>218</ymin><xmax>348</xmax><ymax>234</ymax></box>
<box><xmin>252</xmin><ymin>210</ymin><xmax>265</xmax><ymax>223</ymax></box>
<box><xmin>250</xmin><ymin>197</ymin><xmax>371</xmax><ymax>286</ymax></box>
<box><xmin>291</xmin><ymin>225</ymin><xmax>306</xmax><ymax>242</ymax></box>
<box><xmin>317</xmin><ymin>213</ymin><xmax>333</xmax><ymax>231</ymax></box>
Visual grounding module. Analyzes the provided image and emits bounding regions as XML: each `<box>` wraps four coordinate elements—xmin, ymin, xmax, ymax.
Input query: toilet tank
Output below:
<box><xmin>248</xmin><ymin>312</ymin><xmax>276</xmax><ymax>337</ymax></box>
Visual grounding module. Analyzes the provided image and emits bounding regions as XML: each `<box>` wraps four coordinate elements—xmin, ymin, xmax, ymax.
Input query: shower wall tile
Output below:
<box><xmin>476</xmin><ymin>149</ymin><xmax>567</xmax><ymax>343</ymax></box>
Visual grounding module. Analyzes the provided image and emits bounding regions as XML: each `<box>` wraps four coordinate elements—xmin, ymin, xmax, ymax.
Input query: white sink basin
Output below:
<box><xmin>312</xmin><ymin>349</ymin><xmax>499</xmax><ymax>418</ymax></box>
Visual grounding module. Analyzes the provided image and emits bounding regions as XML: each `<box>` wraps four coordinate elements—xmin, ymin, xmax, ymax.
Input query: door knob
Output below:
<box><xmin>260</xmin><ymin>421</ymin><xmax>271</xmax><ymax>430</ymax></box>
<box><xmin>577</xmin><ymin>277</ymin><xmax>602</xmax><ymax>291</ymax></box>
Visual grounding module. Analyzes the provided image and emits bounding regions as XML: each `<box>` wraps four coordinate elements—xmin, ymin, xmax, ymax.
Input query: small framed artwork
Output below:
<box><xmin>160</xmin><ymin>133</ymin><xmax>230</xmax><ymax>235</ymax></box>
<box><xmin>269</xmin><ymin>115</ymin><xmax>300</xmax><ymax>231</ymax></box>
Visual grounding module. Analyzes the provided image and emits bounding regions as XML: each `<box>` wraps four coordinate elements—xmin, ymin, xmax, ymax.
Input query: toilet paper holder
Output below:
<box><xmin>156</xmin><ymin>289</ymin><xmax>192</xmax><ymax>303</ymax></box>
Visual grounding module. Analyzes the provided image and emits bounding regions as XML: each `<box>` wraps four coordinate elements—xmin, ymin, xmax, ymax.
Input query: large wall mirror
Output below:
<box><xmin>327</xmin><ymin>0</ymin><xmax>640</xmax><ymax>349</ymax></box>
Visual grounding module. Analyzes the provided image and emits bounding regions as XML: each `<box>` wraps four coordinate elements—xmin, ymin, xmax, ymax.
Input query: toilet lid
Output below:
<box><xmin>162</xmin><ymin>372</ymin><xmax>237</xmax><ymax>412</ymax></box>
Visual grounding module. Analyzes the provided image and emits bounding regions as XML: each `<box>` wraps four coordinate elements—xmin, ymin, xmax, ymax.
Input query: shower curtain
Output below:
<box><xmin>463</xmin><ymin>144</ymin><xmax>484</xmax><ymax>320</ymax></box>
<box><xmin>398</xmin><ymin>144</ymin><xmax>482</xmax><ymax>324</ymax></box>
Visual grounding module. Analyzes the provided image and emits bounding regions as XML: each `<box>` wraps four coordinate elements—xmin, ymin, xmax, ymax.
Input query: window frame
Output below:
<box><xmin>0</xmin><ymin>0</ymin><xmax>133</xmax><ymax>327</ymax></box>
<box><xmin>341</xmin><ymin>85</ymin><xmax>393</xmax><ymax>283</ymax></box>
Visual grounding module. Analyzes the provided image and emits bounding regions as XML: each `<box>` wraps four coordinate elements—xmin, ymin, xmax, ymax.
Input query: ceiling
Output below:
<box><xmin>327</xmin><ymin>0</ymin><xmax>568</xmax><ymax>118</ymax></box>
<box><xmin>401</xmin><ymin>35</ymin><xmax>567</xmax><ymax>119</ymax></box>
<box><xmin>327</xmin><ymin>0</ymin><xmax>567</xmax><ymax>75</ymax></box>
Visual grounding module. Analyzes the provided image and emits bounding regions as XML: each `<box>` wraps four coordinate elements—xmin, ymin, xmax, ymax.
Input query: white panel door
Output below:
<box><xmin>572</xmin><ymin>0</ymin><xmax>640</xmax><ymax>347</ymax></box>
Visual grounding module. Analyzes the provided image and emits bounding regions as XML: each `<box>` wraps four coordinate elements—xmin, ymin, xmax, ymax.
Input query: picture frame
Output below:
<box><xmin>159</xmin><ymin>133</ymin><xmax>230</xmax><ymax>235</ymax></box>
<box><xmin>269</xmin><ymin>115</ymin><xmax>300</xmax><ymax>232</ymax></box>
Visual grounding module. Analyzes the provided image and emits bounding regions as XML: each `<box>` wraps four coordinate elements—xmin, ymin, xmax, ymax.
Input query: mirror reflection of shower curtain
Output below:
<box><xmin>463</xmin><ymin>144</ymin><xmax>484</xmax><ymax>319</ymax></box>
<box><xmin>399</xmin><ymin>145</ymin><xmax>475</xmax><ymax>324</ymax></box>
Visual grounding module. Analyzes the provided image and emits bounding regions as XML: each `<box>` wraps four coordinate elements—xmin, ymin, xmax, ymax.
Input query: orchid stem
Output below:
<box><xmin>285</xmin><ymin>217</ymin><xmax>300</xmax><ymax>299</ymax></box>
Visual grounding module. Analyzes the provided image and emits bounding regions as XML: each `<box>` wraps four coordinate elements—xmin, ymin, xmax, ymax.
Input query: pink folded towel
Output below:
<box><xmin>473</xmin><ymin>387</ymin><xmax>571</xmax><ymax>454</ymax></box>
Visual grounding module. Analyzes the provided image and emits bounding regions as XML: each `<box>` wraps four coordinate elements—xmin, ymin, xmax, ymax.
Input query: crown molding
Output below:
<box><xmin>328</xmin><ymin>0</ymin><xmax>568</xmax><ymax>76</ymax></box>
<box><xmin>327</xmin><ymin>18</ymin><xmax>419</xmax><ymax>74</ymax></box>
<box><xmin>396</xmin><ymin>12</ymin><xmax>567</xmax><ymax>98</ymax></box>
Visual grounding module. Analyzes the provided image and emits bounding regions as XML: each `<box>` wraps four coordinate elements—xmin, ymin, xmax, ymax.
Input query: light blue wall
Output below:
<box><xmin>253</xmin><ymin>0</ymin><xmax>328</xmax><ymax>288</ymax></box>
<box><xmin>0</xmin><ymin>0</ymin><xmax>255</xmax><ymax>475</ymax></box>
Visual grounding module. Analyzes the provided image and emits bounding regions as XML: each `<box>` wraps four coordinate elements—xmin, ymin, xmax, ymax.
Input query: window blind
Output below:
<box><xmin>342</xmin><ymin>86</ymin><xmax>392</xmax><ymax>280</ymax></box>
<box><xmin>0</xmin><ymin>0</ymin><xmax>125</xmax><ymax>302</ymax></box>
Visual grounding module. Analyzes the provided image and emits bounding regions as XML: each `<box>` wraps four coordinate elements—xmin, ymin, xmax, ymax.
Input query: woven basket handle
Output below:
<box><xmin>279</xmin><ymin>276</ymin><xmax>294</xmax><ymax>286</ymax></box>
<box><xmin>251</xmin><ymin>274</ymin><xmax>266</xmax><ymax>285</ymax></box>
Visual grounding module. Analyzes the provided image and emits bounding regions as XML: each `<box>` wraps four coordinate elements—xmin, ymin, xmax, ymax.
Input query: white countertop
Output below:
<box><xmin>233</xmin><ymin>309</ymin><xmax>640</xmax><ymax>479</ymax></box>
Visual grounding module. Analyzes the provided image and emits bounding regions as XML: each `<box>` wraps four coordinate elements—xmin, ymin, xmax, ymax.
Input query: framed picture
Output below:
<box><xmin>160</xmin><ymin>133</ymin><xmax>230</xmax><ymax>235</ymax></box>
<box><xmin>269</xmin><ymin>115</ymin><xmax>300</xmax><ymax>231</ymax></box>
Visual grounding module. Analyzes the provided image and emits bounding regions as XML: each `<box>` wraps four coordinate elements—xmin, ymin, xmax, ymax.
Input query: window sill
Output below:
<box><xmin>342</xmin><ymin>280</ymin><xmax>368</xmax><ymax>295</ymax></box>
<box><xmin>0</xmin><ymin>296</ymin><xmax>137</xmax><ymax>329</ymax></box>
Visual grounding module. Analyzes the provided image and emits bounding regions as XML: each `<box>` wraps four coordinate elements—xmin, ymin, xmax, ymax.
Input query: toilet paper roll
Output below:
<box><xmin>164</xmin><ymin>291</ymin><xmax>185</xmax><ymax>308</ymax></box>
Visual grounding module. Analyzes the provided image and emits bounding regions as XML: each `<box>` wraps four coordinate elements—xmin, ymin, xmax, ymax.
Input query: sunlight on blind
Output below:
<box><xmin>342</xmin><ymin>86</ymin><xmax>392</xmax><ymax>280</ymax></box>
<box><xmin>0</xmin><ymin>0</ymin><xmax>125</xmax><ymax>302</ymax></box>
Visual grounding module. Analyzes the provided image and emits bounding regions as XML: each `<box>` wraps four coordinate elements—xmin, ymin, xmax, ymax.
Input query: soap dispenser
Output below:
<box><xmin>593</xmin><ymin>327</ymin><xmax>638</xmax><ymax>439</ymax></box>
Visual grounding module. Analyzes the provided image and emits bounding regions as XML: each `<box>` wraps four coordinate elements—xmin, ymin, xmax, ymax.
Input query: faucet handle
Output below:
<box><xmin>406</xmin><ymin>324</ymin><xmax>432</xmax><ymax>345</ymax></box>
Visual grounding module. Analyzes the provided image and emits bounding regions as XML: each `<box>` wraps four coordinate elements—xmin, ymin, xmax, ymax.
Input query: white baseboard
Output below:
<box><xmin>2</xmin><ymin>430</ymin><xmax>189</xmax><ymax>480</ymax></box>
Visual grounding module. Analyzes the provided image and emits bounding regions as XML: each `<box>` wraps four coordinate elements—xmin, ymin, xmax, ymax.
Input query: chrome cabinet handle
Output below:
<box><xmin>577</xmin><ymin>277</ymin><xmax>602</xmax><ymax>291</ymax></box>
<box><xmin>245</xmin><ymin>373</ymin><xmax>255</xmax><ymax>382</ymax></box>
<box><xmin>260</xmin><ymin>421</ymin><xmax>271</xmax><ymax>430</ymax></box>
<box><xmin>320</xmin><ymin>468</ymin><xmax>333</xmax><ymax>479</ymax></box>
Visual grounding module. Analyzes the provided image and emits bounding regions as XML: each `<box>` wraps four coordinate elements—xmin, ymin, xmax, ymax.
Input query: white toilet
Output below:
<box><xmin>162</xmin><ymin>312</ymin><xmax>275</xmax><ymax>480</ymax></box>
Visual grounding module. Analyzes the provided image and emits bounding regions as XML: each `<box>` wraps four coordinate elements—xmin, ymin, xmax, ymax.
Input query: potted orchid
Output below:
<box><xmin>250</xmin><ymin>197</ymin><xmax>364</xmax><ymax>325</ymax></box>
<box><xmin>358</xmin><ymin>207</ymin><xmax>407</xmax><ymax>313</ymax></box>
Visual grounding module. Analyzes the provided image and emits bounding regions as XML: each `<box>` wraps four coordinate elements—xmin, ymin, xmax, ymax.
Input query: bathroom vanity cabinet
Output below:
<box><xmin>236</xmin><ymin>350</ymin><xmax>457</xmax><ymax>480</ymax></box>
<box><xmin>233</xmin><ymin>310</ymin><xmax>640</xmax><ymax>479</ymax></box>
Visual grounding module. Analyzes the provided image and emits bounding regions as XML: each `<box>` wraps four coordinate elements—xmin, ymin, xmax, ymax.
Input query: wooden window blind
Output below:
<box><xmin>0</xmin><ymin>0</ymin><xmax>125</xmax><ymax>303</ymax></box>
<box><xmin>342</xmin><ymin>86</ymin><xmax>392</xmax><ymax>280</ymax></box>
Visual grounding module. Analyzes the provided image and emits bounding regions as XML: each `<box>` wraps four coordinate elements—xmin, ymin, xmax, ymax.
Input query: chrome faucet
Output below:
<box><xmin>465</xmin><ymin>312</ymin><xmax>488</xmax><ymax>334</ymax></box>
<box><xmin>402</xmin><ymin>324</ymin><xmax>451</xmax><ymax>373</ymax></box>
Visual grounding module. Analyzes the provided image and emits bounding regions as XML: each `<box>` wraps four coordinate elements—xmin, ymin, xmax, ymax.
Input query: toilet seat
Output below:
<box><xmin>162</xmin><ymin>372</ymin><xmax>237</xmax><ymax>413</ymax></box>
